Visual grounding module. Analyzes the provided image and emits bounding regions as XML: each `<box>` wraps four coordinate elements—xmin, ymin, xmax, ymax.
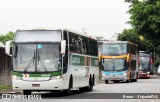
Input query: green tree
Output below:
<box><xmin>0</xmin><ymin>31</ymin><xmax>14</xmax><ymax>44</ymax></box>
<box><xmin>125</xmin><ymin>0</ymin><xmax>160</xmax><ymax>45</ymax></box>
<box><xmin>125</xmin><ymin>0</ymin><xmax>160</xmax><ymax>61</ymax></box>
<box><xmin>118</xmin><ymin>29</ymin><xmax>153</xmax><ymax>52</ymax></box>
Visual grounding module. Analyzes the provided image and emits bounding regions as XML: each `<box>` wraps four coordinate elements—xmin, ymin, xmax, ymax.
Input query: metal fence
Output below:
<box><xmin>0</xmin><ymin>48</ymin><xmax>11</xmax><ymax>86</ymax></box>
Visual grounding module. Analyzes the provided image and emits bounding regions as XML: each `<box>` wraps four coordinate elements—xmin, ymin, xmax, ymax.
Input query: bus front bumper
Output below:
<box><xmin>12</xmin><ymin>78</ymin><xmax>68</xmax><ymax>91</ymax></box>
<box><xmin>139</xmin><ymin>73</ymin><xmax>150</xmax><ymax>78</ymax></box>
<box><xmin>102</xmin><ymin>74</ymin><xmax>128</xmax><ymax>81</ymax></box>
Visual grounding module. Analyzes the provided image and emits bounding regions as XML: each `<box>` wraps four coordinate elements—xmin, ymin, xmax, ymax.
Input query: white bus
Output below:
<box><xmin>5</xmin><ymin>29</ymin><xmax>99</xmax><ymax>95</ymax></box>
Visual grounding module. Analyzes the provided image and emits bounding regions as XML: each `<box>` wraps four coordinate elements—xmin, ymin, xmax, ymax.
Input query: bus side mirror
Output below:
<box><xmin>61</xmin><ymin>40</ymin><xmax>66</xmax><ymax>54</ymax></box>
<box><xmin>5</xmin><ymin>40</ymin><xmax>12</xmax><ymax>56</ymax></box>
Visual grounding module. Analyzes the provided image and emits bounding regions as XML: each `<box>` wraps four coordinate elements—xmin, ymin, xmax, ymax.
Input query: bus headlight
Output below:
<box><xmin>12</xmin><ymin>75</ymin><xmax>22</xmax><ymax>80</ymax></box>
<box><xmin>123</xmin><ymin>73</ymin><xmax>127</xmax><ymax>76</ymax></box>
<box><xmin>102</xmin><ymin>73</ymin><xmax>106</xmax><ymax>76</ymax></box>
<box><xmin>50</xmin><ymin>75</ymin><xmax>62</xmax><ymax>80</ymax></box>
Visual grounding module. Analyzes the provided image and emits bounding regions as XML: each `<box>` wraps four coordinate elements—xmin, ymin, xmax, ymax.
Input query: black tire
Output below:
<box><xmin>23</xmin><ymin>90</ymin><xmax>31</xmax><ymax>95</ymax></box>
<box><xmin>86</xmin><ymin>77</ymin><xmax>93</xmax><ymax>92</ymax></box>
<box><xmin>79</xmin><ymin>87</ymin><xmax>85</xmax><ymax>92</ymax></box>
<box><xmin>126</xmin><ymin>80</ymin><xmax>129</xmax><ymax>83</ymax></box>
<box><xmin>63</xmin><ymin>78</ymin><xmax>72</xmax><ymax>96</ymax></box>
<box><xmin>105</xmin><ymin>80</ymin><xmax>109</xmax><ymax>84</ymax></box>
<box><xmin>92</xmin><ymin>75</ymin><xmax>95</xmax><ymax>86</ymax></box>
<box><xmin>134</xmin><ymin>79</ymin><xmax>137</xmax><ymax>82</ymax></box>
<box><xmin>130</xmin><ymin>79</ymin><xmax>134</xmax><ymax>82</ymax></box>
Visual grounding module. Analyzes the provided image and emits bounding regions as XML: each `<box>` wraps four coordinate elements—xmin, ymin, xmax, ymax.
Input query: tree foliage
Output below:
<box><xmin>118</xmin><ymin>29</ymin><xmax>153</xmax><ymax>52</ymax></box>
<box><xmin>125</xmin><ymin>0</ymin><xmax>160</xmax><ymax>45</ymax></box>
<box><xmin>0</xmin><ymin>32</ymin><xmax>14</xmax><ymax>44</ymax></box>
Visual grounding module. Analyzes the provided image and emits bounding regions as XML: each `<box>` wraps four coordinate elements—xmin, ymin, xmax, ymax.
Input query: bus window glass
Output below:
<box><xmin>102</xmin><ymin>43</ymin><xmax>127</xmax><ymax>55</ymax></box>
<box><xmin>102</xmin><ymin>58</ymin><xmax>127</xmax><ymax>71</ymax></box>
<box><xmin>13</xmin><ymin>43</ymin><xmax>61</xmax><ymax>72</ymax></box>
<box><xmin>37</xmin><ymin>44</ymin><xmax>60</xmax><ymax>72</ymax></box>
<box><xmin>140</xmin><ymin>56</ymin><xmax>150</xmax><ymax>70</ymax></box>
<box><xmin>15</xmin><ymin>30</ymin><xmax>61</xmax><ymax>42</ymax></box>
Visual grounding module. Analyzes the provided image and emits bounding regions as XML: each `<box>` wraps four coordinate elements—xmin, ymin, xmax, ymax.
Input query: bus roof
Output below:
<box><xmin>102</xmin><ymin>41</ymin><xmax>138</xmax><ymax>46</ymax></box>
<box><xmin>16</xmin><ymin>28</ymin><xmax>97</xmax><ymax>40</ymax></box>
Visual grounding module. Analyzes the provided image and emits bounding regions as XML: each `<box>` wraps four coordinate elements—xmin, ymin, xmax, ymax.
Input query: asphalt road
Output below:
<box><xmin>1</xmin><ymin>75</ymin><xmax>160</xmax><ymax>102</ymax></box>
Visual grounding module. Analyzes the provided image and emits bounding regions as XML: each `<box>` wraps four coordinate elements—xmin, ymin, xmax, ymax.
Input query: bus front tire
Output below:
<box><xmin>23</xmin><ymin>90</ymin><xmax>31</xmax><ymax>95</ymax></box>
<box><xmin>63</xmin><ymin>77</ymin><xmax>72</xmax><ymax>96</ymax></box>
<box><xmin>126</xmin><ymin>80</ymin><xmax>129</xmax><ymax>83</ymax></box>
<box><xmin>134</xmin><ymin>79</ymin><xmax>137</xmax><ymax>82</ymax></box>
<box><xmin>105</xmin><ymin>80</ymin><xmax>108</xmax><ymax>84</ymax></box>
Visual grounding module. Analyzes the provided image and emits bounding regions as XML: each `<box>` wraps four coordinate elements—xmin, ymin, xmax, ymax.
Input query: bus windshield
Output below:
<box><xmin>13</xmin><ymin>43</ymin><xmax>61</xmax><ymax>72</ymax></box>
<box><xmin>102</xmin><ymin>43</ymin><xmax>127</xmax><ymax>55</ymax></box>
<box><xmin>140</xmin><ymin>56</ymin><xmax>150</xmax><ymax>70</ymax></box>
<box><xmin>102</xmin><ymin>58</ymin><xmax>128</xmax><ymax>71</ymax></box>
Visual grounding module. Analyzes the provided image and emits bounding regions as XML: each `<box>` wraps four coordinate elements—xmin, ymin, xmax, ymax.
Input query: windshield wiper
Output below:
<box><xmin>37</xmin><ymin>51</ymin><xmax>48</xmax><ymax>72</ymax></box>
<box><xmin>24</xmin><ymin>50</ymin><xmax>35</xmax><ymax>73</ymax></box>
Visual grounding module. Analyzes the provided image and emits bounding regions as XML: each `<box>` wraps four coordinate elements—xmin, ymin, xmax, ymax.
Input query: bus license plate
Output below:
<box><xmin>32</xmin><ymin>84</ymin><xmax>40</xmax><ymax>87</ymax></box>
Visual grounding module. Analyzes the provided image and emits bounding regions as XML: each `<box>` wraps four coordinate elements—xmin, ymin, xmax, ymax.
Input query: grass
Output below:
<box><xmin>0</xmin><ymin>85</ymin><xmax>12</xmax><ymax>92</ymax></box>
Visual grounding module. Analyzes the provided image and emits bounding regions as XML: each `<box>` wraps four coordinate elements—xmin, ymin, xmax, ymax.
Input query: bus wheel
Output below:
<box><xmin>23</xmin><ymin>90</ymin><xmax>31</xmax><ymax>95</ymax></box>
<box><xmin>86</xmin><ymin>77</ymin><xmax>93</xmax><ymax>92</ymax></box>
<box><xmin>63</xmin><ymin>78</ymin><xmax>72</xmax><ymax>96</ymax></box>
<box><xmin>105</xmin><ymin>80</ymin><xmax>108</xmax><ymax>84</ymax></box>
<box><xmin>134</xmin><ymin>79</ymin><xmax>137</xmax><ymax>82</ymax></box>
<box><xmin>126</xmin><ymin>80</ymin><xmax>129</xmax><ymax>83</ymax></box>
<box><xmin>130</xmin><ymin>79</ymin><xmax>134</xmax><ymax>82</ymax></box>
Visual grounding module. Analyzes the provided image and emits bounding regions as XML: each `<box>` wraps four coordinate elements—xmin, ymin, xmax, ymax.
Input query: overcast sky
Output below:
<box><xmin>0</xmin><ymin>0</ymin><xmax>131</xmax><ymax>40</ymax></box>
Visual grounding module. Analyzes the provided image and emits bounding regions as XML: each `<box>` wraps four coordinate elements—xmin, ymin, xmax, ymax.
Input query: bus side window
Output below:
<box><xmin>84</xmin><ymin>37</ymin><xmax>88</xmax><ymax>55</ymax></box>
<box><xmin>63</xmin><ymin>30</ymin><xmax>68</xmax><ymax>73</ymax></box>
<box><xmin>78</xmin><ymin>36</ymin><xmax>82</xmax><ymax>54</ymax></box>
<box><xmin>82</xmin><ymin>37</ymin><xmax>86</xmax><ymax>54</ymax></box>
<box><xmin>79</xmin><ymin>36</ymin><xmax>84</xmax><ymax>54</ymax></box>
<box><xmin>85</xmin><ymin>39</ymin><xmax>89</xmax><ymax>55</ymax></box>
<box><xmin>95</xmin><ymin>41</ymin><xmax>98</xmax><ymax>56</ymax></box>
<box><xmin>88</xmin><ymin>39</ymin><xmax>91</xmax><ymax>55</ymax></box>
<box><xmin>69</xmin><ymin>32</ymin><xmax>76</xmax><ymax>53</ymax></box>
<box><xmin>90</xmin><ymin>40</ymin><xmax>94</xmax><ymax>55</ymax></box>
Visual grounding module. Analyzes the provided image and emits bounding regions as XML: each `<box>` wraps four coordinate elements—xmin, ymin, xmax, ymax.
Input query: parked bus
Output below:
<box><xmin>99</xmin><ymin>41</ymin><xmax>139</xmax><ymax>83</ymax></box>
<box><xmin>139</xmin><ymin>51</ymin><xmax>151</xmax><ymax>78</ymax></box>
<box><xmin>5</xmin><ymin>29</ymin><xmax>99</xmax><ymax>95</ymax></box>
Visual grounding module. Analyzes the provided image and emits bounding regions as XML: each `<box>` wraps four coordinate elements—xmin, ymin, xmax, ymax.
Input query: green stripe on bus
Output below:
<box><xmin>12</xmin><ymin>71</ymin><xmax>61</xmax><ymax>77</ymax></box>
<box><xmin>12</xmin><ymin>72</ymin><xmax>23</xmax><ymax>77</ymax></box>
<box><xmin>50</xmin><ymin>71</ymin><xmax>61</xmax><ymax>76</ymax></box>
